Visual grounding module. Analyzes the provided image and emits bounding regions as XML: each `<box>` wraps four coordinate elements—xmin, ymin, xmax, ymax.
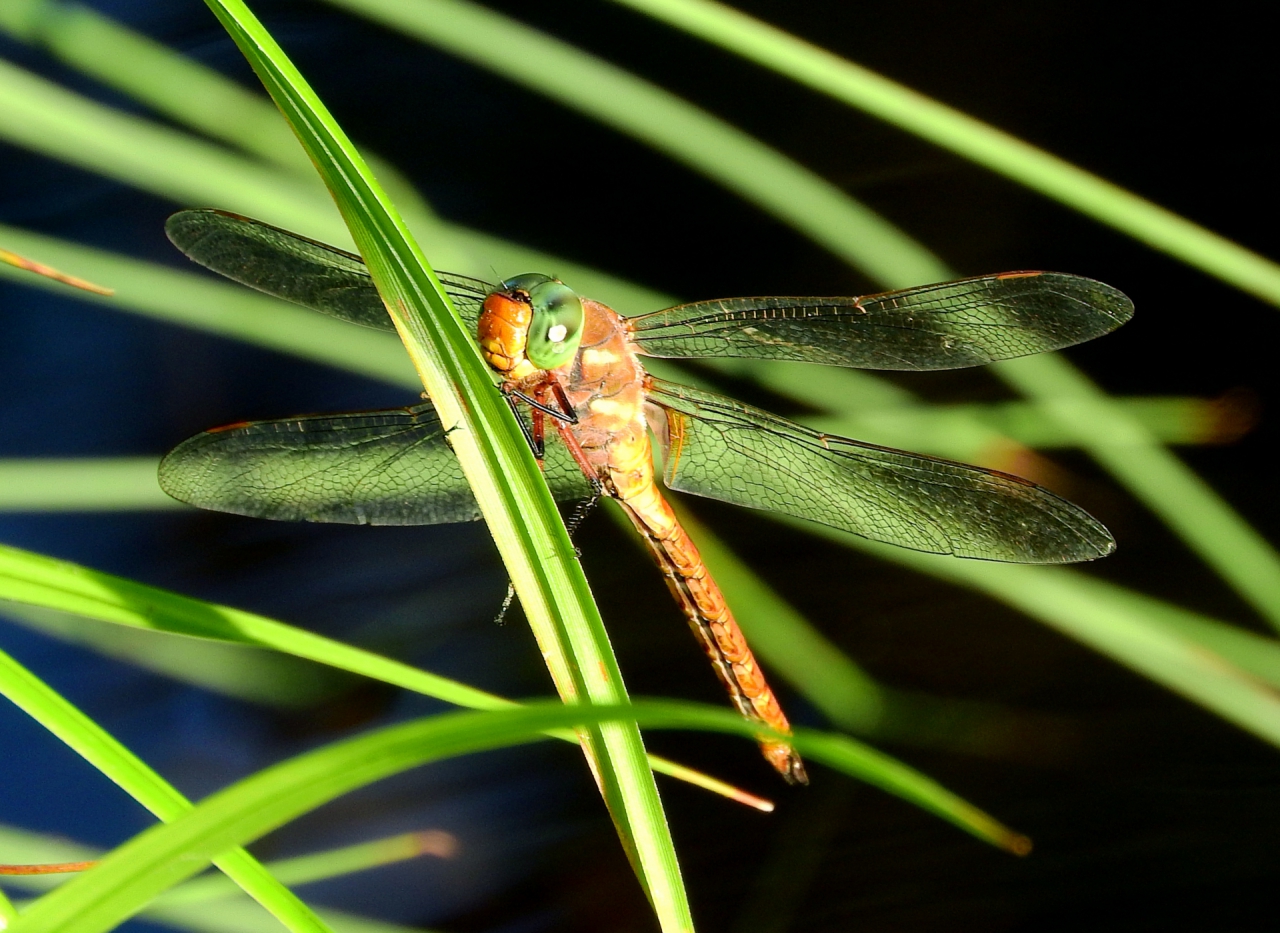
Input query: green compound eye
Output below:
<box><xmin>499</xmin><ymin>272</ymin><xmax>554</xmax><ymax>295</ymax></box>
<box><xmin>524</xmin><ymin>278</ymin><xmax>584</xmax><ymax>370</ymax></box>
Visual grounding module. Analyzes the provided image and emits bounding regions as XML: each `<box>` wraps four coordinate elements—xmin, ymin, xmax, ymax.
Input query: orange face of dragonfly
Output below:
<box><xmin>159</xmin><ymin>209</ymin><xmax>1132</xmax><ymax>785</ymax></box>
<box><xmin>476</xmin><ymin>273</ymin><xmax>585</xmax><ymax>382</ymax></box>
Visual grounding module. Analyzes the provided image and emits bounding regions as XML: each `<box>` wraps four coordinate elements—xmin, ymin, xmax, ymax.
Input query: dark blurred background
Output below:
<box><xmin>2</xmin><ymin>1</ymin><xmax>1278</xmax><ymax>930</ymax></box>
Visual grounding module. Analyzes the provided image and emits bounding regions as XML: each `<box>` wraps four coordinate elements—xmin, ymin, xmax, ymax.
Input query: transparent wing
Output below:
<box><xmin>158</xmin><ymin>402</ymin><xmax>593</xmax><ymax>525</ymax></box>
<box><xmin>629</xmin><ymin>272</ymin><xmax>1132</xmax><ymax>370</ymax></box>
<box><xmin>645</xmin><ymin>379</ymin><xmax>1114</xmax><ymax>562</ymax></box>
<box><xmin>164</xmin><ymin>209</ymin><xmax>493</xmax><ymax>330</ymax></box>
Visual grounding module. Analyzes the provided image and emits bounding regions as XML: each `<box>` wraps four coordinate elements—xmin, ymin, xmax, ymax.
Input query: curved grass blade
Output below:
<box><xmin>6</xmin><ymin>1</ymin><xmax>1277</xmax><ymax>633</ymax></box>
<box><xmin>313</xmin><ymin>0</ymin><xmax>1280</xmax><ymax>632</ymax></box>
<box><xmin>0</xmin><ymin>540</ymin><xmax>773</xmax><ymax>812</ymax></box>
<box><xmin>0</xmin><ymin>825</ymin><xmax>448</xmax><ymax>933</ymax></box>
<box><xmin>789</xmin><ymin>520</ymin><xmax>1280</xmax><ymax>749</ymax></box>
<box><xmin>0</xmin><ymin>647</ymin><xmax>335</xmax><ymax>933</ymax></box>
<box><xmin>612</xmin><ymin>0</ymin><xmax>1280</xmax><ymax>308</ymax></box>
<box><xmin>197</xmin><ymin>2</ymin><xmax>687</xmax><ymax>922</ymax></box>
<box><xmin>317</xmin><ymin>0</ymin><xmax>943</xmax><ymax>287</ymax></box>
<box><xmin>9</xmin><ymin>701</ymin><xmax>1026</xmax><ymax>933</ymax></box>
<box><xmin>5</xmin><ymin>7</ymin><xmax>1274</xmax><ymax>788</ymax></box>
<box><xmin>0</xmin><ymin>0</ymin><xmax>441</xmax><ymax>241</ymax></box>
<box><xmin>0</xmin><ymin>57</ymin><xmax>340</xmax><ymax>244</ymax></box>
<box><xmin>6</xmin><ymin>221</ymin><xmax>1277</xmax><ymax>754</ymax></box>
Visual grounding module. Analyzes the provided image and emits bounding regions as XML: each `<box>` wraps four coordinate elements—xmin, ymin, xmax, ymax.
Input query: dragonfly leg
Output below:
<box><xmin>564</xmin><ymin>482</ymin><xmax>603</xmax><ymax>541</ymax></box>
<box><xmin>493</xmin><ymin>583</ymin><xmax>517</xmax><ymax>627</ymax></box>
<box><xmin>552</xmin><ymin>416</ymin><xmax>601</xmax><ymax>481</ymax></box>
<box><xmin>548</xmin><ymin>380</ymin><xmax>579</xmax><ymax>425</ymax></box>
<box><xmin>510</xmin><ymin>388</ymin><xmax>574</xmax><ymax>424</ymax></box>
<box><xmin>505</xmin><ymin>392</ymin><xmax>544</xmax><ymax>460</ymax></box>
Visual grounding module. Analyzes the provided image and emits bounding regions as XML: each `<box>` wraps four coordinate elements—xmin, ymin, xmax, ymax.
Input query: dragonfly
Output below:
<box><xmin>159</xmin><ymin>209</ymin><xmax>1132</xmax><ymax>784</ymax></box>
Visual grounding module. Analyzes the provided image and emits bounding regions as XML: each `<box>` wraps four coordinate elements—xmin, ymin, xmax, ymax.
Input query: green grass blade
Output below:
<box><xmin>0</xmin><ymin>647</ymin><xmax>336</xmax><ymax>933</ymax></box>
<box><xmin>0</xmin><ymin>826</ymin><xmax>445</xmax><ymax>933</ymax></box>
<box><xmin>0</xmin><ymin>0</ymin><xmax>440</xmax><ymax>240</ymax></box>
<box><xmin>0</xmin><ymin>889</ymin><xmax>17</xmax><ymax>928</ymax></box>
<box><xmin>0</xmin><ymin>0</ymin><xmax>306</xmax><ymax>174</ymax></box>
<box><xmin>160</xmin><ymin>833</ymin><xmax>456</xmax><ymax>904</ymax></box>
<box><xmin>318</xmin><ymin>0</ymin><xmax>942</xmax><ymax>286</ymax></box>
<box><xmin>0</xmin><ymin>457</ymin><xmax>182</xmax><ymax>511</ymax></box>
<box><xmin>9</xmin><ymin>701</ymin><xmax>1025</xmax><ymax>933</ymax></box>
<box><xmin>6</xmin><ymin>214</ymin><xmax>1276</xmax><ymax>747</ymax></box>
<box><xmin>1</xmin><ymin>602</ymin><xmax>347</xmax><ymax>708</ymax></box>
<box><xmin>612</xmin><ymin>0</ymin><xmax>1280</xmax><ymax>307</ymax></box>
<box><xmin>197</xmin><ymin>2</ymin><xmax>687</xmax><ymax>922</ymax></box>
<box><xmin>0</xmin><ymin>533</ymin><xmax>772</xmax><ymax>811</ymax></box>
<box><xmin>314</xmin><ymin>0</ymin><xmax>1280</xmax><ymax>631</ymax></box>
<box><xmin>0</xmin><ymin>57</ymin><xmax>339</xmax><ymax>241</ymax></box>
<box><xmin>789</xmin><ymin>521</ymin><xmax>1280</xmax><ymax>749</ymax></box>
<box><xmin>0</xmin><ymin>222</ymin><xmax>421</xmax><ymax>389</ymax></box>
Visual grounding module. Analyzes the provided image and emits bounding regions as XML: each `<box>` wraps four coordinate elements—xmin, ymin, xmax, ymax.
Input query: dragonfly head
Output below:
<box><xmin>478</xmin><ymin>273</ymin><xmax>584</xmax><ymax>376</ymax></box>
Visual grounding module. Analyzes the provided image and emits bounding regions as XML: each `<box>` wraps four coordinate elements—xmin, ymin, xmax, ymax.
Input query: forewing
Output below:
<box><xmin>645</xmin><ymin>379</ymin><xmax>1114</xmax><ymax>562</ymax></box>
<box><xmin>158</xmin><ymin>402</ymin><xmax>592</xmax><ymax>525</ymax></box>
<box><xmin>629</xmin><ymin>272</ymin><xmax>1132</xmax><ymax>370</ymax></box>
<box><xmin>164</xmin><ymin>209</ymin><xmax>492</xmax><ymax>330</ymax></box>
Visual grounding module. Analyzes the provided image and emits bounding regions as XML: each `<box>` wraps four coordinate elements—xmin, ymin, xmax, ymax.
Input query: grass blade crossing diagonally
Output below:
<box><xmin>194</xmin><ymin>0</ymin><xmax>690</xmax><ymax>925</ymax></box>
<box><xmin>0</xmin><ymin>647</ymin><xmax>336</xmax><ymax>933</ymax></box>
<box><xmin>9</xmin><ymin>701</ymin><xmax>1026</xmax><ymax>933</ymax></box>
<box><xmin>610</xmin><ymin>0</ymin><xmax>1280</xmax><ymax>308</ymax></box>
<box><xmin>0</xmin><ymin>540</ymin><xmax>774</xmax><ymax>812</ymax></box>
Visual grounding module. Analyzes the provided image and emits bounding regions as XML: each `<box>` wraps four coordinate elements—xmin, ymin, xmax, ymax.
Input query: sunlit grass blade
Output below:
<box><xmin>0</xmin><ymin>57</ymin><xmax>339</xmax><ymax>241</ymax></box>
<box><xmin>157</xmin><ymin>832</ymin><xmax>457</xmax><ymax>905</ymax></box>
<box><xmin>5</xmin><ymin>215</ymin><xmax>1276</xmax><ymax>751</ymax></box>
<box><xmin>0</xmin><ymin>825</ymin><xmax>448</xmax><ymax>933</ymax></box>
<box><xmin>611</xmin><ymin>0</ymin><xmax>1280</xmax><ymax>307</ymax></box>
<box><xmin>0</xmin><ymin>889</ymin><xmax>18</xmax><ymax>928</ymax></box>
<box><xmin>0</xmin><ymin>457</ymin><xmax>183</xmax><ymax>512</ymax></box>
<box><xmin>9</xmin><ymin>701</ymin><xmax>1026</xmax><ymax>933</ymax></box>
<box><xmin>317</xmin><ymin>0</ymin><xmax>942</xmax><ymax>286</ymax></box>
<box><xmin>0</xmin><ymin>539</ymin><xmax>769</xmax><ymax>810</ymax></box>
<box><xmin>313</xmin><ymin>0</ymin><xmax>1280</xmax><ymax>632</ymax></box>
<box><xmin>0</xmin><ymin>0</ymin><xmax>439</xmax><ymax>240</ymax></box>
<box><xmin>198</xmin><ymin>1</ymin><xmax>687</xmax><ymax>922</ymax></box>
<box><xmin>0</xmin><ymin>0</ymin><xmax>303</xmax><ymax>172</ymax></box>
<box><xmin>786</xmin><ymin>520</ymin><xmax>1280</xmax><ymax>748</ymax></box>
<box><xmin>0</xmin><ymin>647</ymin><xmax>336</xmax><ymax>933</ymax></box>
<box><xmin>0</xmin><ymin>225</ymin><xmax>421</xmax><ymax>388</ymax></box>
<box><xmin>0</xmin><ymin>826</ymin><xmax>450</xmax><ymax>899</ymax></box>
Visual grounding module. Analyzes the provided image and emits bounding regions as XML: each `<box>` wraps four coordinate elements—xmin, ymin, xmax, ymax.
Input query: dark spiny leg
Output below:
<box><xmin>564</xmin><ymin>481</ymin><xmax>603</xmax><ymax>539</ymax></box>
<box><xmin>505</xmin><ymin>392</ymin><xmax>542</xmax><ymax>459</ymax></box>
<box><xmin>511</xmin><ymin>389</ymin><xmax>573</xmax><ymax>424</ymax></box>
